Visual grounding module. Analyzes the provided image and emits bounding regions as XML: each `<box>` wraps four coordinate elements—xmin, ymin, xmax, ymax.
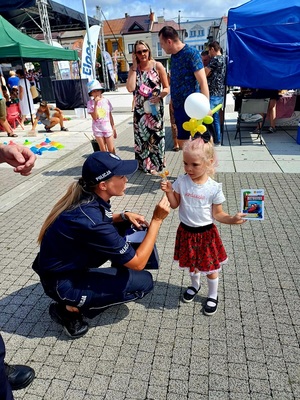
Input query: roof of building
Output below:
<box><xmin>103</xmin><ymin>18</ymin><xmax>126</xmax><ymax>36</ymax></box>
<box><xmin>121</xmin><ymin>14</ymin><xmax>152</xmax><ymax>35</ymax></box>
<box><xmin>151</xmin><ymin>20</ymin><xmax>181</xmax><ymax>33</ymax></box>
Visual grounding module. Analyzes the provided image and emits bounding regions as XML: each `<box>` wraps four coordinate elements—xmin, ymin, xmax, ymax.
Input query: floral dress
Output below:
<box><xmin>134</xmin><ymin>63</ymin><xmax>165</xmax><ymax>173</ymax></box>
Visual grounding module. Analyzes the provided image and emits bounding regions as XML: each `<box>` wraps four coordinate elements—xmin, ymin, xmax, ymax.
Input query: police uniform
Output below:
<box><xmin>33</xmin><ymin>194</ymin><xmax>153</xmax><ymax>318</ymax></box>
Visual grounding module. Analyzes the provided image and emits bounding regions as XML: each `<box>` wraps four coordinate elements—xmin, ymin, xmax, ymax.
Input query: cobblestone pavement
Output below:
<box><xmin>0</xmin><ymin>91</ymin><xmax>300</xmax><ymax>399</ymax></box>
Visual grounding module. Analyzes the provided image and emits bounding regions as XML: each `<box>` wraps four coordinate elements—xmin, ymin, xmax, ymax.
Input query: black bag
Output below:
<box><xmin>125</xmin><ymin>227</ymin><xmax>160</xmax><ymax>269</ymax></box>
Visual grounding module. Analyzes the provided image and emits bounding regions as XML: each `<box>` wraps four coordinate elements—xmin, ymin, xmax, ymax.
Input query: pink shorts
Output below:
<box><xmin>94</xmin><ymin>131</ymin><xmax>113</xmax><ymax>138</ymax></box>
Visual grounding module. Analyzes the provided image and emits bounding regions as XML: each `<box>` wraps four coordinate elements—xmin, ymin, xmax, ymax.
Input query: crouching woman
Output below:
<box><xmin>33</xmin><ymin>152</ymin><xmax>170</xmax><ymax>338</ymax></box>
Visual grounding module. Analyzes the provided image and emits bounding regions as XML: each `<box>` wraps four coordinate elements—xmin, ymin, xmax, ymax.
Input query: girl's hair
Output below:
<box><xmin>183</xmin><ymin>137</ymin><xmax>218</xmax><ymax>177</ymax></box>
<box><xmin>134</xmin><ymin>40</ymin><xmax>153</xmax><ymax>63</ymax></box>
<box><xmin>39</xmin><ymin>103</ymin><xmax>50</xmax><ymax>119</ymax></box>
<box><xmin>37</xmin><ymin>180</ymin><xmax>97</xmax><ymax>244</ymax></box>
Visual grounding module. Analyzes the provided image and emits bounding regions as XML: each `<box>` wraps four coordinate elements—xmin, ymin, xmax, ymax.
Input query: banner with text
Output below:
<box><xmin>103</xmin><ymin>51</ymin><xmax>116</xmax><ymax>84</ymax></box>
<box><xmin>81</xmin><ymin>25</ymin><xmax>100</xmax><ymax>80</ymax></box>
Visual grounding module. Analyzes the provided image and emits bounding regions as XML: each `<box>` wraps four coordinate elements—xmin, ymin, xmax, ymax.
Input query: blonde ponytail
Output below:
<box><xmin>38</xmin><ymin>181</ymin><xmax>85</xmax><ymax>244</ymax></box>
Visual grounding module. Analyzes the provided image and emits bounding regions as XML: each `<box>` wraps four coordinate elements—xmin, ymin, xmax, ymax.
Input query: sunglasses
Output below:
<box><xmin>136</xmin><ymin>49</ymin><xmax>148</xmax><ymax>55</ymax></box>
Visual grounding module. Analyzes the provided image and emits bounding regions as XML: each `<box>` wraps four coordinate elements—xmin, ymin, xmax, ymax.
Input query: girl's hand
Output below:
<box><xmin>150</xmin><ymin>95</ymin><xmax>160</xmax><ymax>104</ymax></box>
<box><xmin>113</xmin><ymin>128</ymin><xmax>117</xmax><ymax>139</ymax></box>
<box><xmin>232</xmin><ymin>212</ymin><xmax>248</xmax><ymax>224</ymax></box>
<box><xmin>160</xmin><ymin>180</ymin><xmax>172</xmax><ymax>193</ymax></box>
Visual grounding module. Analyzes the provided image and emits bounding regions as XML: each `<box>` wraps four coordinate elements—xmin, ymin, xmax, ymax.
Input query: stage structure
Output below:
<box><xmin>37</xmin><ymin>0</ymin><xmax>53</xmax><ymax>44</ymax></box>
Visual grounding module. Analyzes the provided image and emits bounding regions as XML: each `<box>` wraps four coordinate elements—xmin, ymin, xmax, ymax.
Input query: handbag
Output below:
<box><xmin>30</xmin><ymin>85</ymin><xmax>39</xmax><ymax>99</ymax></box>
<box><xmin>138</xmin><ymin>83</ymin><xmax>153</xmax><ymax>97</ymax></box>
<box><xmin>125</xmin><ymin>227</ymin><xmax>160</xmax><ymax>269</ymax></box>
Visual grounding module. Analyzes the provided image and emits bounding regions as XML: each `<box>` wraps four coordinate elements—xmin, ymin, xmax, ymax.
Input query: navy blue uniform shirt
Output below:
<box><xmin>38</xmin><ymin>195</ymin><xmax>136</xmax><ymax>276</ymax></box>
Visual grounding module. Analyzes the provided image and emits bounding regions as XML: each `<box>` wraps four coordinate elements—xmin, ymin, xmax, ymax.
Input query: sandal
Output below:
<box><xmin>203</xmin><ymin>297</ymin><xmax>218</xmax><ymax>316</ymax></box>
<box><xmin>7</xmin><ymin>133</ymin><xmax>18</xmax><ymax>137</ymax></box>
<box><xmin>172</xmin><ymin>146</ymin><xmax>180</xmax><ymax>152</ymax></box>
<box><xmin>61</xmin><ymin>127</ymin><xmax>69</xmax><ymax>131</ymax></box>
<box><xmin>182</xmin><ymin>286</ymin><xmax>200</xmax><ymax>303</ymax></box>
<box><xmin>45</xmin><ymin>127</ymin><xmax>53</xmax><ymax>133</ymax></box>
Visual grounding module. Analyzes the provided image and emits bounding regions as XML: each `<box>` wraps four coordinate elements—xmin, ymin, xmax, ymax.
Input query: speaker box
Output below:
<box><xmin>40</xmin><ymin>61</ymin><xmax>55</xmax><ymax>79</ymax></box>
<box><xmin>39</xmin><ymin>77</ymin><xmax>55</xmax><ymax>102</ymax></box>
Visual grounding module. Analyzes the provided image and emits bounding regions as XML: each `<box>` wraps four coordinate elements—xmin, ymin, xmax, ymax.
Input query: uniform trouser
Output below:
<box><xmin>41</xmin><ymin>266</ymin><xmax>154</xmax><ymax>319</ymax></box>
<box><xmin>0</xmin><ymin>334</ymin><xmax>14</xmax><ymax>400</ymax></box>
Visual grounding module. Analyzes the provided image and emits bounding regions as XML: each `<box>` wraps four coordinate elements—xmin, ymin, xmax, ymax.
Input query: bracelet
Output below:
<box><xmin>132</xmin><ymin>69</ymin><xmax>137</xmax><ymax>72</ymax></box>
<box><xmin>120</xmin><ymin>210</ymin><xmax>131</xmax><ymax>221</ymax></box>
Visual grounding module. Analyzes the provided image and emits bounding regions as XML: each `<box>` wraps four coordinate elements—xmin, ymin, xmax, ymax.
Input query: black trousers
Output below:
<box><xmin>0</xmin><ymin>334</ymin><xmax>13</xmax><ymax>400</ymax></box>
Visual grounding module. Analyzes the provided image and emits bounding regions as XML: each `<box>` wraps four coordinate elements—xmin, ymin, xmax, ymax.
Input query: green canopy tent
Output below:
<box><xmin>0</xmin><ymin>15</ymin><xmax>83</xmax><ymax>116</ymax></box>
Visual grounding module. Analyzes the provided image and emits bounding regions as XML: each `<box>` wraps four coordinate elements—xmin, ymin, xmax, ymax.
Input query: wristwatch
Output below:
<box><xmin>120</xmin><ymin>210</ymin><xmax>131</xmax><ymax>221</ymax></box>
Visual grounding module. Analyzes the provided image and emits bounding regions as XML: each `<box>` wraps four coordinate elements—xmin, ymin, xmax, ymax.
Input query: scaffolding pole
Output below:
<box><xmin>36</xmin><ymin>0</ymin><xmax>53</xmax><ymax>45</ymax></box>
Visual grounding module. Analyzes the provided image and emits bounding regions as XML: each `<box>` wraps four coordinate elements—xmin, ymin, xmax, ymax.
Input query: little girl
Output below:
<box><xmin>87</xmin><ymin>80</ymin><xmax>117</xmax><ymax>153</ymax></box>
<box><xmin>161</xmin><ymin>135</ymin><xmax>246</xmax><ymax>316</ymax></box>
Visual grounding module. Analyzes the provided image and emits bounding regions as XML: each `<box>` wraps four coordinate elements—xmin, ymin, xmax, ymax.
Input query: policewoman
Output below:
<box><xmin>33</xmin><ymin>152</ymin><xmax>170</xmax><ymax>338</ymax></box>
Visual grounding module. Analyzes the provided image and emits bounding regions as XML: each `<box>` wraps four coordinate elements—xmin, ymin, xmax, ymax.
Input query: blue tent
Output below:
<box><xmin>226</xmin><ymin>0</ymin><xmax>300</xmax><ymax>89</ymax></box>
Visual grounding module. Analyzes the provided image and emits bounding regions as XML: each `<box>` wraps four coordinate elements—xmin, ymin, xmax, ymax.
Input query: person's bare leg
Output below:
<box><xmin>268</xmin><ymin>99</ymin><xmax>276</xmax><ymax>129</ymax></box>
<box><xmin>171</xmin><ymin>123</ymin><xmax>179</xmax><ymax>150</ymax></box>
<box><xmin>48</xmin><ymin>117</ymin><xmax>60</xmax><ymax>129</ymax></box>
<box><xmin>105</xmin><ymin>136</ymin><xmax>115</xmax><ymax>154</ymax></box>
<box><xmin>0</xmin><ymin>118</ymin><xmax>14</xmax><ymax>135</ymax></box>
<box><xmin>178</xmin><ymin>139</ymin><xmax>188</xmax><ymax>149</ymax></box>
<box><xmin>96</xmin><ymin>136</ymin><xmax>107</xmax><ymax>152</ymax></box>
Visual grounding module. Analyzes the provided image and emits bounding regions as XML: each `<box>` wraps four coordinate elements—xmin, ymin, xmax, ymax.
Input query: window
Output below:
<box><xmin>190</xmin><ymin>30</ymin><xmax>196</xmax><ymax>37</ymax></box>
<box><xmin>112</xmin><ymin>42</ymin><xmax>118</xmax><ymax>52</ymax></box>
<box><xmin>128</xmin><ymin>44</ymin><xmax>134</xmax><ymax>54</ymax></box>
<box><xmin>198</xmin><ymin>29</ymin><xmax>204</xmax><ymax>36</ymax></box>
<box><xmin>157</xmin><ymin>42</ymin><xmax>162</xmax><ymax>57</ymax></box>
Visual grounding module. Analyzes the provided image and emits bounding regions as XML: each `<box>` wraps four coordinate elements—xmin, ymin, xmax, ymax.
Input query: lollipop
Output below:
<box><xmin>159</xmin><ymin>169</ymin><xmax>169</xmax><ymax>180</ymax></box>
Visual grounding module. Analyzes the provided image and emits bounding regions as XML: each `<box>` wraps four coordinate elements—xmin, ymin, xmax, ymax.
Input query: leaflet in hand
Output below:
<box><xmin>241</xmin><ymin>189</ymin><xmax>264</xmax><ymax>220</ymax></box>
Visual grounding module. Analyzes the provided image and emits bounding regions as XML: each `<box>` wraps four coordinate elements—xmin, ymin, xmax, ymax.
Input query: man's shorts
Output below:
<box><xmin>173</xmin><ymin>105</ymin><xmax>191</xmax><ymax>140</ymax></box>
<box><xmin>0</xmin><ymin>98</ymin><xmax>7</xmax><ymax>120</ymax></box>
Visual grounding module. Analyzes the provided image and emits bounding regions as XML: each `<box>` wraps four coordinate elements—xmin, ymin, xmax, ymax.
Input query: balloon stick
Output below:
<box><xmin>211</xmin><ymin>104</ymin><xmax>222</xmax><ymax>115</ymax></box>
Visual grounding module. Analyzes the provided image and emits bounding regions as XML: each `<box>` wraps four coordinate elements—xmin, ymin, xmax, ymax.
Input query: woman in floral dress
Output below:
<box><xmin>126</xmin><ymin>40</ymin><xmax>169</xmax><ymax>173</ymax></box>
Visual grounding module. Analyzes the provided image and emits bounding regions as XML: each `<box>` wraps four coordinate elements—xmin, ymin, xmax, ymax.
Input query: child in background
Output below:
<box><xmin>10</xmin><ymin>87</ymin><xmax>19</xmax><ymax>103</ymax></box>
<box><xmin>87</xmin><ymin>80</ymin><xmax>117</xmax><ymax>153</ymax></box>
<box><xmin>30</xmin><ymin>101</ymin><xmax>68</xmax><ymax>135</ymax></box>
<box><xmin>160</xmin><ymin>135</ymin><xmax>246</xmax><ymax>315</ymax></box>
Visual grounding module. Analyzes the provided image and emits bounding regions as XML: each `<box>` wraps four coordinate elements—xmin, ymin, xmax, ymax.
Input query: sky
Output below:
<box><xmin>57</xmin><ymin>0</ymin><xmax>248</xmax><ymax>23</ymax></box>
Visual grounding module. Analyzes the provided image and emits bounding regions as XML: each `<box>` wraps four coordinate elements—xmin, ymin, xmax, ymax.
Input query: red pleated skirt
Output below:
<box><xmin>174</xmin><ymin>223</ymin><xmax>228</xmax><ymax>274</ymax></box>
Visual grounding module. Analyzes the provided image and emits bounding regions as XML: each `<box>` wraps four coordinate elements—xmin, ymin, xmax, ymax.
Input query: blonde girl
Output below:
<box><xmin>161</xmin><ymin>136</ymin><xmax>246</xmax><ymax>315</ymax></box>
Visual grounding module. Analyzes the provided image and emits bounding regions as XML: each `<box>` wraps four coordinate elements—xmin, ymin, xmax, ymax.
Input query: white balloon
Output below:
<box><xmin>184</xmin><ymin>93</ymin><xmax>210</xmax><ymax>119</ymax></box>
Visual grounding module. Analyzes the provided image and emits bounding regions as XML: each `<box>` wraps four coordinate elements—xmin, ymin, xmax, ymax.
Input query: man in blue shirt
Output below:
<box><xmin>34</xmin><ymin>152</ymin><xmax>170</xmax><ymax>338</ymax></box>
<box><xmin>159</xmin><ymin>26</ymin><xmax>209</xmax><ymax>148</ymax></box>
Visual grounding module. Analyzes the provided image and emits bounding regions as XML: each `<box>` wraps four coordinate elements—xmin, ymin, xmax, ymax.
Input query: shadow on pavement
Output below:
<box><xmin>0</xmin><ymin>280</ymin><xmax>185</xmax><ymax>339</ymax></box>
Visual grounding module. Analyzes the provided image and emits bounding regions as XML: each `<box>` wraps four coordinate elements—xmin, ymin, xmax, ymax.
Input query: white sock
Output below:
<box><xmin>207</xmin><ymin>276</ymin><xmax>219</xmax><ymax>307</ymax></box>
<box><xmin>187</xmin><ymin>273</ymin><xmax>201</xmax><ymax>295</ymax></box>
